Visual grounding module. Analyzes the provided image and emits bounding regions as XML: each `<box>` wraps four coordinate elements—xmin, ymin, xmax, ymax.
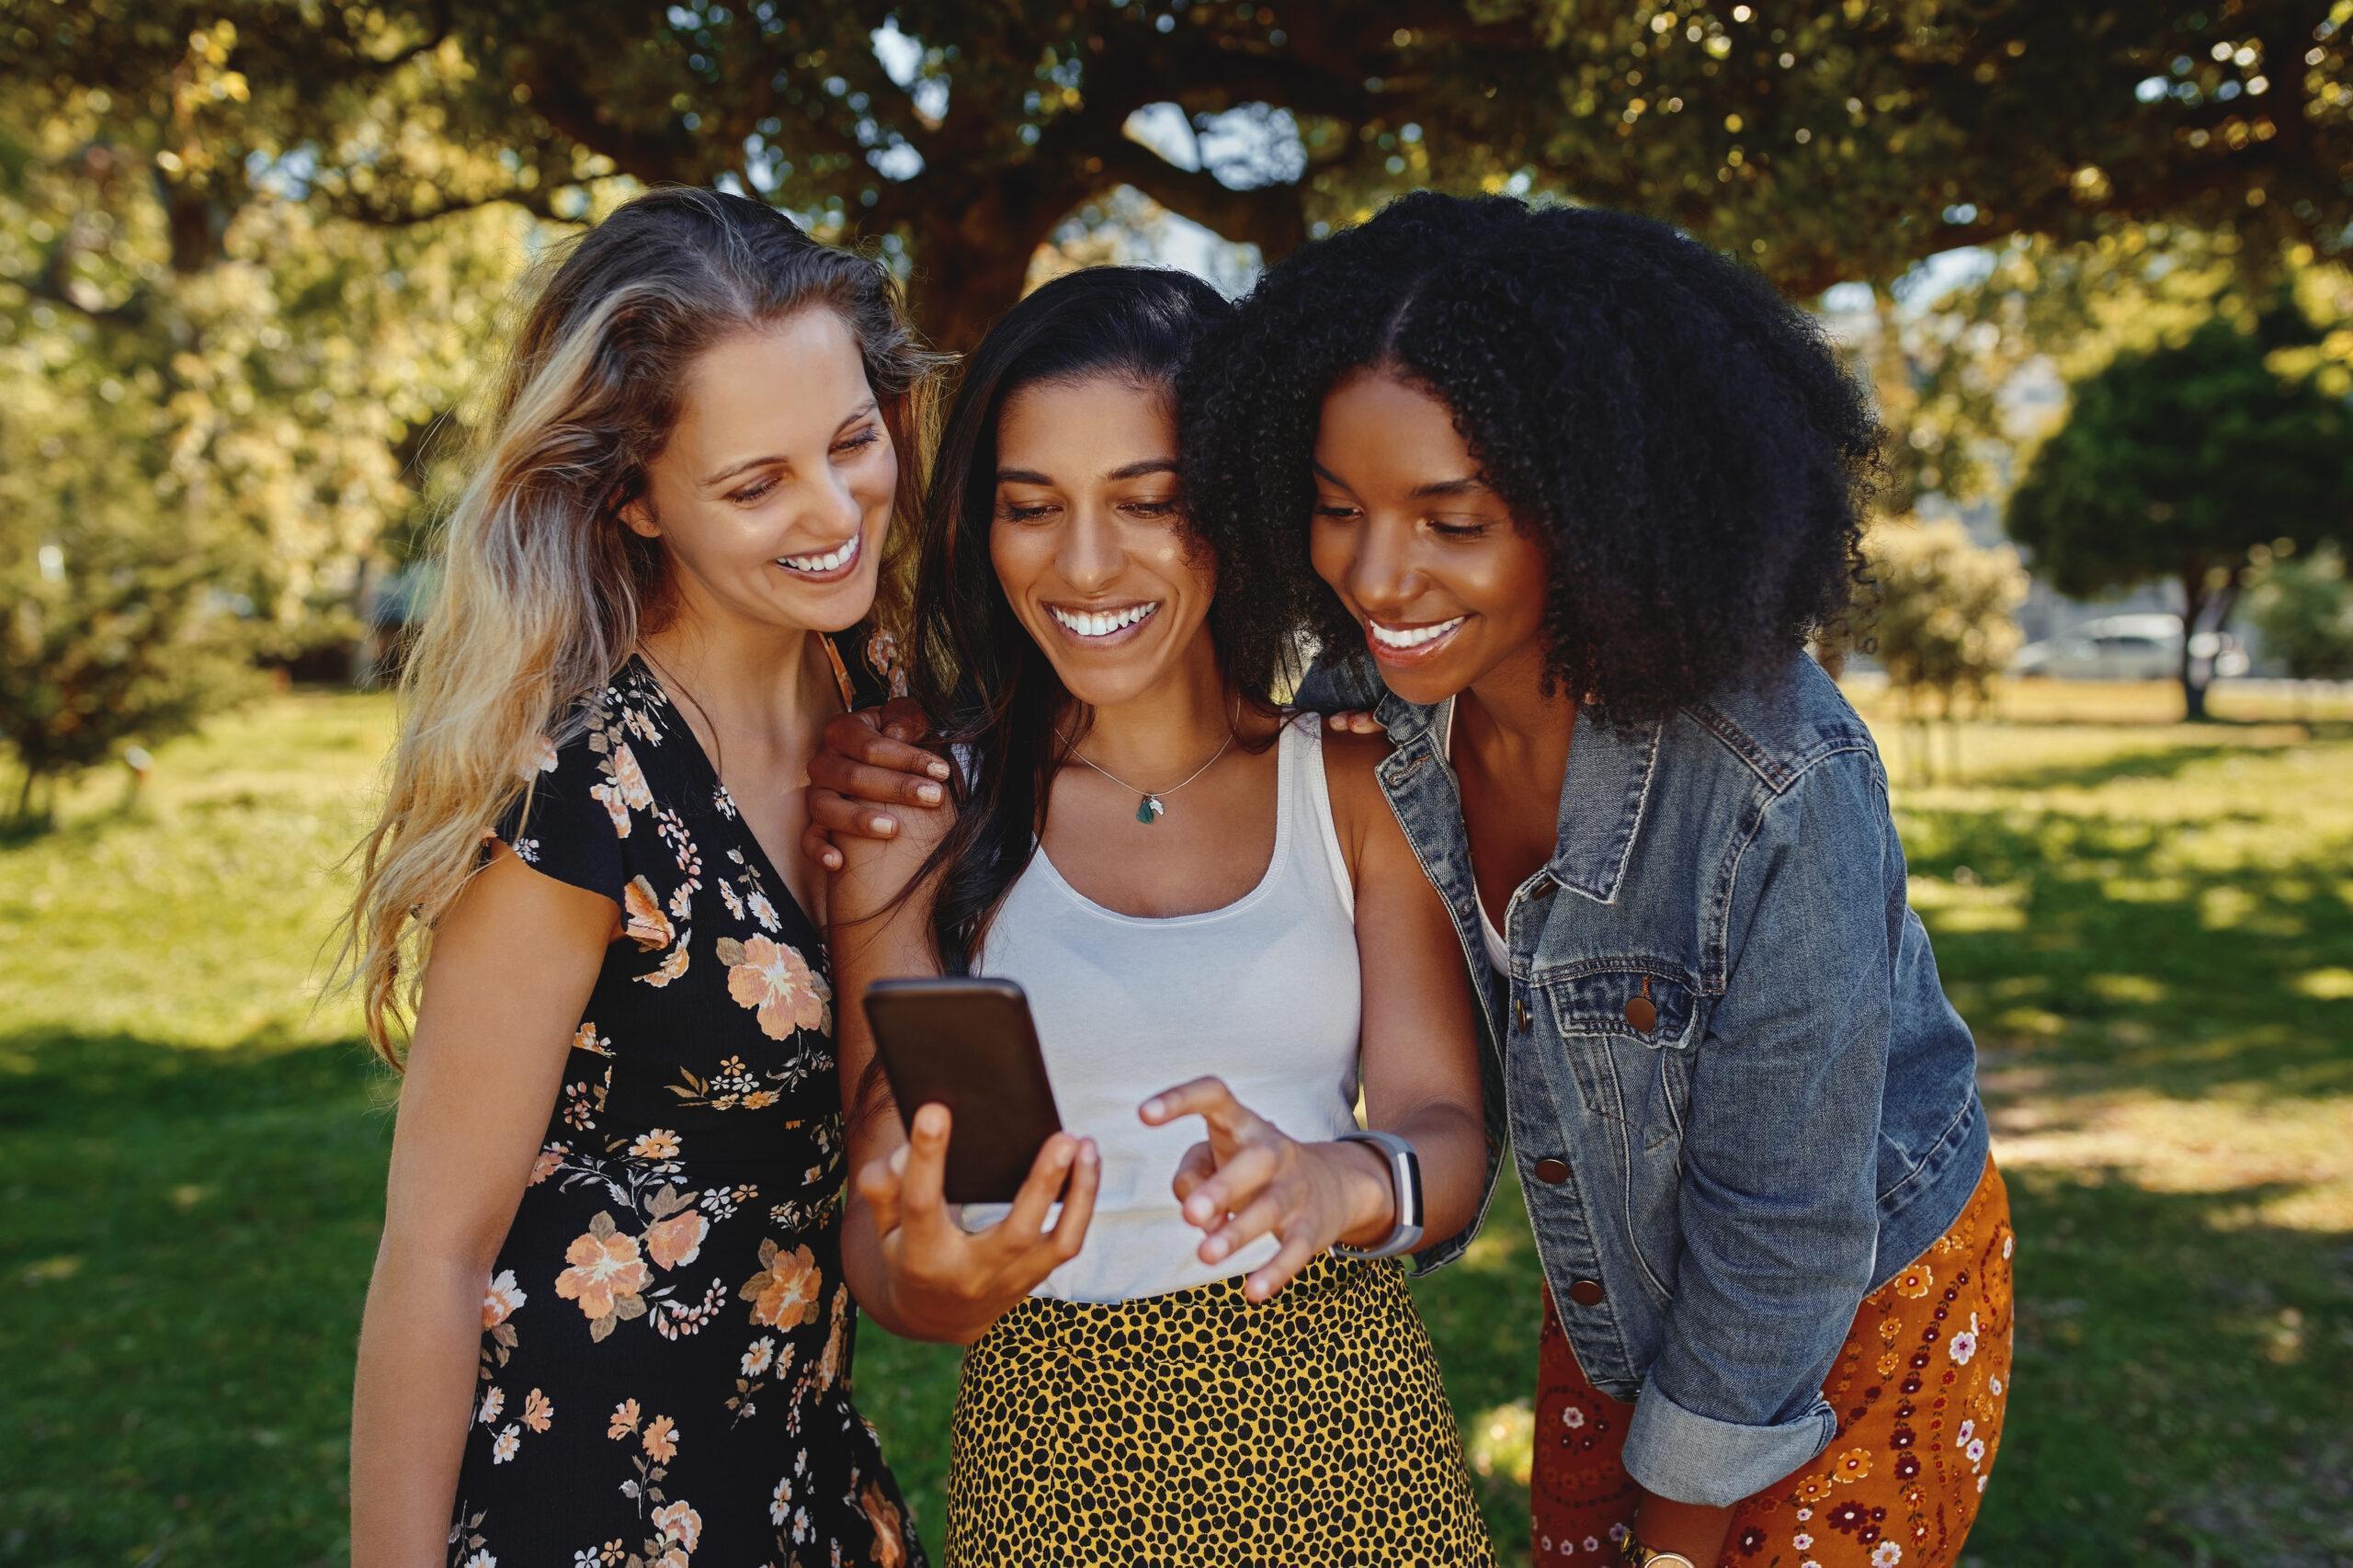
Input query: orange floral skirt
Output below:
<box><xmin>1532</xmin><ymin>1159</ymin><xmax>2013</xmax><ymax>1568</ymax></box>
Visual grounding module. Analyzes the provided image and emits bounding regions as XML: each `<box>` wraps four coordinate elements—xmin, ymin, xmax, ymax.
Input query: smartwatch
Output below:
<box><xmin>1329</xmin><ymin>1130</ymin><xmax>1425</xmax><ymax>1260</ymax></box>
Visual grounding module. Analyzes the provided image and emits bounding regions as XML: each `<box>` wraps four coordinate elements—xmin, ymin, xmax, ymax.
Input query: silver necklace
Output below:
<box><xmin>1068</xmin><ymin>698</ymin><xmax>1239</xmax><ymax>824</ymax></box>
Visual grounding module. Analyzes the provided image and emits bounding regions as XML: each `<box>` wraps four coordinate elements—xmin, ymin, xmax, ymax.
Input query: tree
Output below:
<box><xmin>2247</xmin><ymin>543</ymin><xmax>2353</xmax><ymax>683</ymax></box>
<box><xmin>2006</xmin><ymin>309</ymin><xmax>2353</xmax><ymax>719</ymax></box>
<box><xmin>0</xmin><ymin>45</ymin><xmax>535</xmax><ymax>817</ymax></box>
<box><xmin>7</xmin><ymin>0</ymin><xmax>2346</xmax><ymax>351</ymax></box>
<box><xmin>0</xmin><ymin>72</ymin><xmax>534</xmax><ymax>637</ymax></box>
<box><xmin>0</xmin><ymin>478</ymin><xmax>252</xmax><ymax>828</ymax></box>
<box><xmin>1859</xmin><ymin>517</ymin><xmax>2027</xmax><ymax>778</ymax></box>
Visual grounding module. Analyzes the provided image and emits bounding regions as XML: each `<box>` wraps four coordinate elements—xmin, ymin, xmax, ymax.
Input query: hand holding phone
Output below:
<box><xmin>853</xmin><ymin>1102</ymin><xmax>1099</xmax><ymax>1345</ymax></box>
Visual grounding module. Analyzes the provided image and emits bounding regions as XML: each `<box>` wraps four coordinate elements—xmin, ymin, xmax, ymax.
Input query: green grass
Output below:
<box><xmin>3</xmin><ymin>687</ymin><xmax>2347</xmax><ymax>1565</ymax></box>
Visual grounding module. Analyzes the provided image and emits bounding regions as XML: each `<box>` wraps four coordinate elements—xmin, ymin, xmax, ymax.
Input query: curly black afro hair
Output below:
<box><xmin>1180</xmin><ymin>192</ymin><xmax>1881</xmax><ymax>720</ymax></box>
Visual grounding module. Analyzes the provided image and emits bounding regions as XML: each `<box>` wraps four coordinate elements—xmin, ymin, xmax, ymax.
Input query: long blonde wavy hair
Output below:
<box><xmin>340</xmin><ymin>187</ymin><xmax>937</xmax><ymax>1067</ymax></box>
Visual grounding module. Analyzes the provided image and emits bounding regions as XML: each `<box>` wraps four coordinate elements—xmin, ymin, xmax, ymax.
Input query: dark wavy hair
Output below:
<box><xmin>905</xmin><ymin>266</ymin><xmax>1287</xmax><ymax>972</ymax></box>
<box><xmin>1181</xmin><ymin>192</ymin><xmax>1881</xmax><ymax>721</ymax></box>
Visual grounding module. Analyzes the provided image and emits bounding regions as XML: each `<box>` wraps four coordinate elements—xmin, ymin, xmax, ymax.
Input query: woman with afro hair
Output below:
<box><xmin>807</xmin><ymin>195</ymin><xmax>2011</xmax><ymax>1568</ymax></box>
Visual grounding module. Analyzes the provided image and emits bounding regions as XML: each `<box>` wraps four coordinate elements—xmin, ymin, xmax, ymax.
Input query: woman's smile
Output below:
<box><xmin>1046</xmin><ymin>599</ymin><xmax>1164</xmax><ymax>643</ymax></box>
<box><xmin>774</xmin><ymin>531</ymin><xmax>862</xmax><ymax>581</ymax></box>
<box><xmin>1364</xmin><ymin>613</ymin><xmax>1470</xmax><ymax>665</ymax></box>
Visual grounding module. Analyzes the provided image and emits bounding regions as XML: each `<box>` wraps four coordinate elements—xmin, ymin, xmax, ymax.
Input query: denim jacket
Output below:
<box><xmin>1303</xmin><ymin>649</ymin><xmax>1988</xmax><ymax>1507</ymax></box>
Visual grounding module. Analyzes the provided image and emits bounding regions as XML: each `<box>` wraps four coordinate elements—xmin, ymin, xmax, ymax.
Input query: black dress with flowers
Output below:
<box><xmin>450</xmin><ymin>634</ymin><xmax>924</xmax><ymax>1568</ymax></box>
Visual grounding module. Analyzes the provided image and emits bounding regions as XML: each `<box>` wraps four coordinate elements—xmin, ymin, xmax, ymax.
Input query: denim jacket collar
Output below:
<box><xmin>1375</xmin><ymin>689</ymin><xmax>1665</xmax><ymax>906</ymax></box>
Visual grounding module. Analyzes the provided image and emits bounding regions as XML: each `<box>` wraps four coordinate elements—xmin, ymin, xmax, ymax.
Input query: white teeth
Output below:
<box><xmin>1369</xmin><ymin>616</ymin><xmax>1466</xmax><ymax>650</ymax></box>
<box><xmin>1048</xmin><ymin>602</ymin><xmax>1160</xmax><ymax>639</ymax></box>
<box><xmin>778</xmin><ymin>536</ymin><xmax>859</xmax><ymax>574</ymax></box>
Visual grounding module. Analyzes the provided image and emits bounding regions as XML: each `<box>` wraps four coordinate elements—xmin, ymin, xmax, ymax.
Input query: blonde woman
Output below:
<box><xmin>344</xmin><ymin>188</ymin><xmax>934</xmax><ymax>1568</ymax></box>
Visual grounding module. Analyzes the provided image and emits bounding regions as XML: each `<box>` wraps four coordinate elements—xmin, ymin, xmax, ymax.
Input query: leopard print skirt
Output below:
<box><xmin>948</xmin><ymin>1254</ymin><xmax>1496</xmax><ymax>1567</ymax></box>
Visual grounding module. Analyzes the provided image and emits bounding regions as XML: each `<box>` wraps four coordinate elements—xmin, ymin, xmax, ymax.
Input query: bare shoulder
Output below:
<box><xmin>1308</xmin><ymin>720</ymin><xmax>1401</xmax><ymax>853</ymax></box>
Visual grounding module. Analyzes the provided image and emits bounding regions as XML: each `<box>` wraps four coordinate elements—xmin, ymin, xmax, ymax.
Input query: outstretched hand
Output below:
<box><xmin>1142</xmin><ymin>1076</ymin><xmax>1393</xmax><ymax>1303</ymax></box>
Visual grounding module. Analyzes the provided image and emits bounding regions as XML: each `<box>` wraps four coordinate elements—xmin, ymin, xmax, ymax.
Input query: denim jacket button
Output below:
<box><xmin>1516</xmin><ymin>998</ymin><xmax>1533</xmax><ymax>1032</ymax></box>
<box><xmin>1567</xmin><ymin>1278</ymin><xmax>1607</xmax><ymax>1307</ymax></box>
<box><xmin>1624</xmin><ymin>995</ymin><xmax>1659</xmax><ymax>1032</ymax></box>
<box><xmin>1532</xmin><ymin>1156</ymin><xmax>1571</xmax><ymax>1185</ymax></box>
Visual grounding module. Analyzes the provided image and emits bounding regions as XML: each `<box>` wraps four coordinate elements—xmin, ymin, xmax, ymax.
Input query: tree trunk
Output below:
<box><xmin>892</xmin><ymin>168</ymin><xmax>1086</xmax><ymax>354</ymax></box>
<box><xmin>912</xmin><ymin>235</ymin><xmax>1045</xmax><ymax>356</ymax></box>
<box><xmin>2179</xmin><ymin>564</ymin><xmax>2211</xmax><ymax>722</ymax></box>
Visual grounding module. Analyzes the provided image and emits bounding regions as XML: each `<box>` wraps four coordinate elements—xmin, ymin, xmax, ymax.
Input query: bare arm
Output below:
<box><xmin>348</xmin><ymin>846</ymin><xmax>613</xmax><ymax>1568</ymax></box>
<box><xmin>829</xmin><ymin>801</ymin><xmax>1097</xmax><ymax>1344</ymax></box>
<box><xmin>1330</xmin><ymin>729</ymin><xmax>1487</xmax><ymax>1247</ymax></box>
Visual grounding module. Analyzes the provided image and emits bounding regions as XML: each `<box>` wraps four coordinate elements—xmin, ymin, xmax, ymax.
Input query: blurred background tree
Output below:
<box><xmin>2246</xmin><ymin>542</ymin><xmax>2353</xmax><ymax>685</ymax></box>
<box><xmin>1859</xmin><ymin>517</ymin><xmax>2029</xmax><ymax>778</ymax></box>
<box><xmin>2006</xmin><ymin>306</ymin><xmax>2353</xmax><ymax>720</ymax></box>
<box><xmin>6</xmin><ymin>0</ymin><xmax>2341</xmax><ymax>349</ymax></box>
<box><xmin>2</xmin><ymin>0</ymin><xmax>2348</xmax><ymax>796</ymax></box>
<box><xmin>0</xmin><ymin>525</ymin><xmax>249</xmax><ymax>829</ymax></box>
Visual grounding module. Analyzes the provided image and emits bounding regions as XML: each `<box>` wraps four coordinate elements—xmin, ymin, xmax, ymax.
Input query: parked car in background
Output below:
<box><xmin>2011</xmin><ymin>613</ymin><xmax>2251</xmax><ymax>681</ymax></box>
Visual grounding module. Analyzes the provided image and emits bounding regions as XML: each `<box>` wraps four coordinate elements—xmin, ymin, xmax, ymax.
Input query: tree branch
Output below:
<box><xmin>514</xmin><ymin>48</ymin><xmax>710</xmax><ymax>186</ymax></box>
<box><xmin>324</xmin><ymin>179</ymin><xmax>585</xmax><ymax>229</ymax></box>
<box><xmin>1095</xmin><ymin>136</ymin><xmax>1307</xmax><ymax>256</ymax></box>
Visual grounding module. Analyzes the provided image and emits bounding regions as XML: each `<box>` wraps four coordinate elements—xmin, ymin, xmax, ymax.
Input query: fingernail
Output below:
<box><xmin>871</xmin><ymin>815</ymin><xmax>896</xmax><ymax>835</ymax></box>
<box><xmin>1079</xmin><ymin>1140</ymin><xmax>1098</xmax><ymax>1165</ymax></box>
<box><xmin>926</xmin><ymin>759</ymin><xmax>952</xmax><ymax>780</ymax></box>
<box><xmin>1203</xmin><ymin>1237</ymin><xmax>1227</xmax><ymax>1261</ymax></box>
<box><xmin>1185</xmin><ymin>1195</ymin><xmax>1212</xmax><ymax>1223</ymax></box>
<box><xmin>824</xmin><ymin>852</ymin><xmax>842</xmax><ymax>869</ymax></box>
<box><xmin>885</xmin><ymin>724</ymin><xmax>913</xmax><ymax>741</ymax></box>
<box><xmin>1140</xmin><ymin>1097</ymin><xmax>1163</xmax><ymax>1119</ymax></box>
<box><xmin>917</xmin><ymin>783</ymin><xmax>943</xmax><ymax>805</ymax></box>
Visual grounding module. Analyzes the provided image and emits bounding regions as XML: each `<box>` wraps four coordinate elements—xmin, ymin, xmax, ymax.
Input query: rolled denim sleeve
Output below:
<box><xmin>1620</xmin><ymin>751</ymin><xmax>1897</xmax><ymax>1506</ymax></box>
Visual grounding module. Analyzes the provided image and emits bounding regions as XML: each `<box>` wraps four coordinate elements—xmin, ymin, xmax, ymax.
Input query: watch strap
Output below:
<box><xmin>1329</xmin><ymin>1130</ymin><xmax>1425</xmax><ymax>1260</ymax></box>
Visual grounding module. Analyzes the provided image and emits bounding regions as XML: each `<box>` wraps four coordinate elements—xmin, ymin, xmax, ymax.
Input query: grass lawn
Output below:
<box><xmin>2</xmin><ymin>681</ymin><xmax>2347</xmax><ymax>1566</ymax></box>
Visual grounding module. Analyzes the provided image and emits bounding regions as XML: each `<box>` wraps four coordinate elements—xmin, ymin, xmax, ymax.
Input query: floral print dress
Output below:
<box><xmin>451</xmin><ymin>638</ymin><xmax>924</xmax><ymax>1568</ymax></box>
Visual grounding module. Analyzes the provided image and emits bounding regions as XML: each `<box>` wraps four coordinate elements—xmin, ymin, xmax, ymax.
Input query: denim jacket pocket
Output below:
<box><xmin>1540</xmin><ymin>966</ymin><xmax>1705</xmax><ymax>1152</ymax></box>
<box><xmin>1539</xmin><ymin>964</ymin><xmax>1705</xmax><ymax>1303</ymax></box>
<box><xmin>1540</xmin><ymin>964</ymin><xmax>1702</xmax><ymax>1049</ymax></box>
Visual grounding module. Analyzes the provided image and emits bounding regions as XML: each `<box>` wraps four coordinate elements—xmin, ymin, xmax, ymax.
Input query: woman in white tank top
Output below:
<box><xmin>829</xmin><ymin>268</ymin><xmax>1496</xmax><ymax>1566</ymax></box>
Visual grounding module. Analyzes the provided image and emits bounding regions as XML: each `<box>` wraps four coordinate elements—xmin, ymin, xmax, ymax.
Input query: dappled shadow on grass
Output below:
<box><xmin>1984</xmin><ymin>1165</ymin><xmax>2353</xmax><ymax>1566</ymax></box>
<box><xmin>0</xmin><ymin>1023</ymin><xmax>389</xmax><ymax>1134</ymax></box>
<box><xmin>1968</xmin><ymin>740</ymin><xmax>2273</xmax><ymax>795</ymax></box>
<box><xmin>1903</xmin><ymin>803</ymin><xmax>2353</xmax><ymax>1105</ymax></box>
<box><xmin>0</xmin><ymin>1028</ymin><xmax>388</xmax><ymax>1568</ymax></box>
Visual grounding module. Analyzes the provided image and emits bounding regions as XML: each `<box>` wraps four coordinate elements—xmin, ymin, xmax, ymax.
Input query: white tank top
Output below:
<box><xmin>967</xmin><ymin>716</ymin><xmax>1363</xmax><ymax>1302</ymax></box>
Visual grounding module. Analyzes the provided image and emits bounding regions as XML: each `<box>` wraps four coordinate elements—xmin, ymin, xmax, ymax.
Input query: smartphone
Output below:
<box><xmin>861</xmin><ymin>977</ymin><xmax>1064</xmax><ymax>1204</ymax></box>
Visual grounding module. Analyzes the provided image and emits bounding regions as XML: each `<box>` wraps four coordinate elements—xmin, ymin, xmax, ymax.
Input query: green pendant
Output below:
<box><xmin>1136</xmin><ymin>794</ymin><xmax>1165</xmax><ymax>824</ymax></box>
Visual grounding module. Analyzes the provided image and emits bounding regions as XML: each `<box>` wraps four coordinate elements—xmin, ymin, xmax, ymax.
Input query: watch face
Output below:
<box><xmin>1401</xmin><ymin>1150</ymin><xmax>1425</xmax><ymax>1227</ymax></box>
